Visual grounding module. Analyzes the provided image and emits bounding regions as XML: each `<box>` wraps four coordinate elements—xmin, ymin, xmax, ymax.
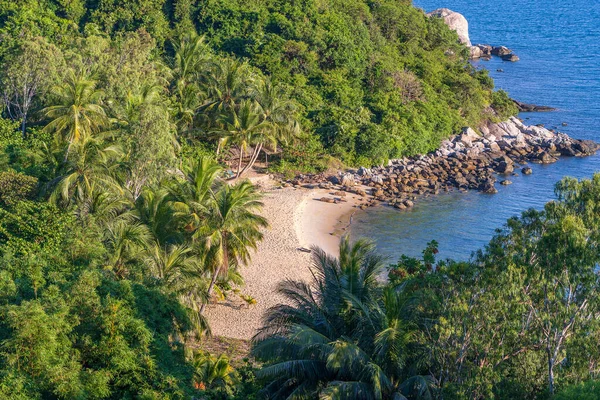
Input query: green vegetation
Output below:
<box><xmin>1</xmin><ymin>0</ymin><xmax>581</xmax><ymax>399</ymax></box>
<box><xmin>254</xmin><ymin>174</ymin><xmax>600</xmax><ymax>399</ymax></box>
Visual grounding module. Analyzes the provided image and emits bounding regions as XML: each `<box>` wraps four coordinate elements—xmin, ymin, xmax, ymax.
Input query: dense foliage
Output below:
<box><xmin>252</xmin><ymin>175</ymin><xmax>600</xmax><ymax>399</ymax></box>
<box><xmin>2</xmin><ymin>0</ymin><xmax>576</xmax><ymax>399</ymax></box>
<box><xmin>0</xmin><ymin>0</ymin><xmax>514</xmax><ymax>173</ymax></box>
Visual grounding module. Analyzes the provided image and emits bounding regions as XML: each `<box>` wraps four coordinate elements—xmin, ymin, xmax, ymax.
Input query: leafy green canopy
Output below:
<box><xmin>0</xmin><ymin>0</ymin><xmax>514</xmax><ymax>170</ymax></box>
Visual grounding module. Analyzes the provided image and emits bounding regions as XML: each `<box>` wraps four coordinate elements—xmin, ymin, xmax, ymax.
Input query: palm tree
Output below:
<box><xmin>198</xmin><ymin>180</ymin><xmax>268</xmax><ymax>314</ymax></box>
<box><xmin>169</xmin><ymin>157</ymin><xmax>223</xmax><ymax>234</ymax></box>
<box><xmin>173</xmin><ymin>31</ymin><xmax>209</xmax><ymax>85</ymax></box>
<box><xmin>217</xmin><ymin>99</ymin><xmax>271</xmax><ymax>178</ymax></box>
<box><xmin>192</xmin><ymin>351</ymin><xmax>238</xmax><ymax>393</ymax></box>
<box><xmin>201</xmin><ymin>58</ymin><xmax>255</xmax><ymax>114</ymax></box>
<box><xmin>49</xmin><ymin>136</ymin><xmax>124</xmax><ymax>208</ymax></box>
<box><xmin>135</xmin><ymin>187</ymin><xmax>180</xmax><ymax>245</ymax></box>
<box><xmin>145</xmin><ymin>242</ymin><xmax>210</xmax><ymax>335</ymax></box>
<box><xmin>42</xmin><ymin>71</ymin><xmax>108</xmax><ymax>159</ymax></box>
<box><xmin>252</xmin><ymin>237</ymin><xmax>433</xmax><ymax>400</ymax></box>
<box><xmin>237</xmin><ymin>79</ymin><xmax>301</xmax><ymax>176</ymax></box>
<box><xmin>104</xmin><ymin>217</ymin><xmax>152</xmax><ymax>279</ymax></box>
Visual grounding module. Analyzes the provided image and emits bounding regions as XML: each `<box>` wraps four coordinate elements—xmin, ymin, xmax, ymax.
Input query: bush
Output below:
<box><xmin>0</xmin><ymin>170</ymin><xmax>38</xmax><ymax>207</ymax></box>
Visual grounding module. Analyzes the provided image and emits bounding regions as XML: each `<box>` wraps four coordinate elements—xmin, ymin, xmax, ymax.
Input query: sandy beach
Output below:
<box><xmin>204</xmin><ymin>179</ymin><xmax>363</xmax><ymax>340</ymax></box>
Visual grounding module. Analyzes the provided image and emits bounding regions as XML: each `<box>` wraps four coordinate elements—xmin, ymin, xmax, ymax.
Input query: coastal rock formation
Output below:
<box><xmin>427</xmin><ymin>8</ymin><xmax>471</xmax><ymax>46</ymax></box>
<box><xmin>513</xmin><ymin>100</ymin><xmax>557</xmax><ymax>112</ymax></box>
<box><xmin>293</xmin><ymin>118</ymin><xmax>598</xmax><ymax>211</ymax></box>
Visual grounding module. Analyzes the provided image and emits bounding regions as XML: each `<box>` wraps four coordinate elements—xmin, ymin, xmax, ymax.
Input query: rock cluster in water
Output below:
<box><xmin>290</xmin><ymin>118</ymin><xmax>599</xmax><ymax>210</ymax></box>
<box><xmin>426</xmin><ymin>8</ymin><xmax>519</xmax><ymax>62</ymax></box>
<box><xmin>470</xmin><ymin>44</ymin><xmax>520</xmax><ymax>62</ymax></box>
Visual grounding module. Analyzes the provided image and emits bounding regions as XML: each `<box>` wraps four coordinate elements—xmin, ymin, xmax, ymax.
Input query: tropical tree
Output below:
<box><xmin>252</xmin><ymin>237</ymin><xmax>433</xmax><ymax>399</ymax></box>
<box><xmin>217</xmin><ymin>99</ymin><xmax>270</xmax><ymax>178</ymax></box>
<box><xmin>170</xmin><ymin>157</ymin><xmax>223</xmax><ymax>234</ymax></box>
<box><xmin>197</xmin><ymin>179</ymin><xmax>267</xmax><ymax>314</ymax></box>
<box><xmin>49</xmin><ymin>136</ymin><xmax>124</xmax><ymax>208</ymax></box>
<box><xmin>192</xmin><ymin>351</ymin><xmax>238</xmax><ymax>394</ymax></box>
<box><xmin>145</xmin><ymin>242</ymin><xmax>210</xmax><ymax>335</ymax></box>
<box><xmin>42</xmin><ymin>71</ymin><xmax>108</xmax><ymax>159</ymax></box>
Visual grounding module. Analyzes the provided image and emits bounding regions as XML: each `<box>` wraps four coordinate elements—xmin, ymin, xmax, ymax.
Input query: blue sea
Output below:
<box><xmin>351</xmin><ymin>0</ymin><xmax>600</xmax><ymax>261</ymax></box>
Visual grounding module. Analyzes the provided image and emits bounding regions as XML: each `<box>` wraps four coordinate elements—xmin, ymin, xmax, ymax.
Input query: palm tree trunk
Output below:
<box><xmin>239</xmin><ymin>143</ymin><xmax>262</xmax><ymax>177</ymax></box>
<box><xmin>235</xmin><ymin>147</ymin><xmax>244</xmax><ymax>179</ymax></box>
<box><xmin>216</xmin><ymin>139</ymin><xmax>222</xmax><ymax>156</ymax></box>
<box><xmin>199</xmin><ymin>263</ymin><xmax>222</xmax><ymax>315</ymax></box>
<box><xmin>199</xmin><ymin>236</ymin><xmax>229</xmax><ymax>315</ymax></box>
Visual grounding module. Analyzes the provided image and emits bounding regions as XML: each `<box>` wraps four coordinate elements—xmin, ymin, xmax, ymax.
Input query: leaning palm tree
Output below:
<box><xmin>42</xmin><ymin>71</ymin><xmax>108</xmax><ymax>159</ymax></box>
<box><xmin>217</xmin><ymin>99</ymin><xmax>271</xmax><ymax>178</ymax></box>
<box><xmin>236</xmin><ymin>78</ymin><xmax>300</xmax><ymax>176</ymax></box>
<box><xmin>252</xmin><ymin>237</ymin><xmax>433</xmax><ymax>400</ymax></box>
<box><xmin>197</xmin><ymin>180</ymin><xmax>268</xmax><ymax>314</ymax></box>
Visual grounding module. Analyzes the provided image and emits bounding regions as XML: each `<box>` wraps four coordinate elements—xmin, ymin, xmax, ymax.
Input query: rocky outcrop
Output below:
<box><xmin>292</xmin><ymin>118</ymin><xmax>598</xmax><ymax>211</ymax></box>
<box><xmin>426</xmin><ymin>9</ymin><xmax>521</xmax><ymax>62</ymax></box>
<box><xmin>427</xmin><ymin>8</ymin><xmax>471</xmax><ymax>46</ymax></box>
<box><xmin>513</xmin><ymin>100</ymin><xmax>557</xmax><ymax>112</ymax></box>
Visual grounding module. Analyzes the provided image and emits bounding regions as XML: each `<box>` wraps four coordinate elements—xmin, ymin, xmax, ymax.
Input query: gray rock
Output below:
<box><xmin>522</xmin><ymin>167</ymin><xmax>533</xmax><ymax>175</ymax></box>
<box><xmin>500</xmin><ymin>180</ymin><xmax>513</xmax><ymax>185</ymax></box>
<box><xmin>371</xmin><ymin>174</ymin><xmax>384</xmax><ymax>185</ymax></box>
<box><xmin>427</xmin><ymin>8</ymin><xmax>472</xmax><ymax>46</ymax></box>
<box><xmin>501</xmin><ymin>53</ymin><xmax>520</xmax><ymax>62</ymax></box>
<box><xmin>357</xmin><ymin>166</ymin><xmax>372</xmax><ymax>177</ymax></box>
<box><xmin>492</xmin><ymin>46</ymin><xmax>512</xmax><ymax>56</ymax></box>
<box><xmin>340</xmin><ymin>173</ymin><xmax>356</xmax><ymax>187</ymax></box>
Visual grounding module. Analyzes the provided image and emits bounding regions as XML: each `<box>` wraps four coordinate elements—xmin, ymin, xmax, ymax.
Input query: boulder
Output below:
<box><xmin>501</xmin><ymin>53</ymin><xmax>520</xmax><ymax>62</ymax></box>
<box><xmin>492</xmin><ymin>46</ymin><xmax>512</xmax><ymax>56</ymax></box>
<box><xmin>496</xmin><ymin>161</ymin><xmax>514</xmax><ymax>174</ymax></box>
<box><xmin>469</xmin><ymin>46</ymin><xmax>482</xmax><ymax>59</ymax></box>
<box><xmin>340</xmin><ymin>173</ymin><xmax>356</xmax><ymax>187</ymax></box>
<box><xmin>500</xmin><ymin>180</ymin><xmax>513</xmax><ymax>185</ymax></box>
<box><xmin>479</xmin><ymin>180</ymin><xmax>498</xmax><ymax>194</ymax></box>
<box><xmin>427</xmin><ymin>8</ymin><xmax>472</xmax><ymax>46</ymax></box>
<box><xmin>477</xmin><ymin>44</ymin><xmax>493</xmax><ymax>56</ymax></box>
<box><xmin>371</xmin><ymin>174</ymin><xmax>384</xmax><ymax>185</ymax></box>
<box><xmin>357</xmin><ymin>166</ymin><xmax>372</xmax><ymax>177</ymax></box>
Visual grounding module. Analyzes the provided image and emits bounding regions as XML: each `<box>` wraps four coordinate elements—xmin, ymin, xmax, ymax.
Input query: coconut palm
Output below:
<box><xmin>173</xmin><ymin>31</ymin><xmax>210</xmax><ymax>84</ymax></box>
<box><xmin>104</xmin><ymin>217</ymin><xmax>152</xmax><ymax>279</ymax></box>
<box><xmin>145</xmin><ymin>242</ymin><xmax>210</xmax><ymax>335</ymax></box>
<box><xmin>49</xmin><ymin>136</ymin><xmax>124</xmax><ymax>208</ymax></box>
<box><xmin>169</xmin><ymin>157</ymin><xmax>223</xmax><ymax>234</ymax></box>
<box><xmin>217</xmin><ymin>99</ymin><xmax>271</xmax><ymax>178</ymax></box>
<box><xmin>197</xmin><ymin>180</ymin><xmax>268</xmax><ymax>314</ymax></box>
<box><xmin>192</xmin><ymin>351</ymin><xmax>238</xmax><ymax>393</ymax></box>
<box><xmin>252</xmin><ymin>237</ymin><xmax>433</xmax><ymax>400</ymax></box>
<box><xmin>237</xmin><ymin>78</ymin><xmax>300</xmax><ymax>175</ymax></box>
<box><xmin>42</xmin><ymin>71</ymin><xmax>108</xmax><ymax>159</ymax></box>
<box><xmin>135</xmin><ymin>187</ymin><xmax>180</xmax><ymax>245</ymax></box>
<box><xmin>201</xmin><ymin>58</ymin><xmax>255</xmax><ymax>114</ymax></box>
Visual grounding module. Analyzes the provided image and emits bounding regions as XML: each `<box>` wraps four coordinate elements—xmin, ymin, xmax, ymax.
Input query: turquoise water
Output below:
<box><xmin>351</xmin><ymin>0</ymin><xmax>600</xmax><ymax>261</ymax></box>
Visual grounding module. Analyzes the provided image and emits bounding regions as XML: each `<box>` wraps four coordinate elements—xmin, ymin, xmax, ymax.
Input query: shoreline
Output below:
<box><xmin>204</xmin><ymin>181</ymin><xmax>365</xmax><ymax>340</ymax></box>
<box><xmin>205</xmin><ymin>118</ymin><xmax>598</xmax><ymax>341</ymax></box>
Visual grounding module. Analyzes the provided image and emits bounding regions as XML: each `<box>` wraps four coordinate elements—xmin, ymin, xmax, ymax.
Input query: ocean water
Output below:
<box><xmin>350</xmin><ymin>0</ymin><xmax>600</xmax><ymax>261</ymax></box>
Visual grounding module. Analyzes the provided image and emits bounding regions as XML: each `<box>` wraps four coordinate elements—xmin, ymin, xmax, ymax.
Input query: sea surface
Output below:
<box><xmin>351</xmin><ymin>0</ymin><xmax>600</xmax><ymax>261</ymax></box>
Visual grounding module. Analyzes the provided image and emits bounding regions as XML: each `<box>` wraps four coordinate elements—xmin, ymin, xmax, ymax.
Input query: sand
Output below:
<box><xmin>203</xmin><ymin>180</ymin><xmax>363</xmax><ymax>340</ymax></box>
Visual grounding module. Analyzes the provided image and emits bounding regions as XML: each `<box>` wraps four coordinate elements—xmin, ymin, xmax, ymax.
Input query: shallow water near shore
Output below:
<box><xmin>351</xmin><ymin>0</ymin><xmax>600</xmax><ymax>261</ymax></box>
